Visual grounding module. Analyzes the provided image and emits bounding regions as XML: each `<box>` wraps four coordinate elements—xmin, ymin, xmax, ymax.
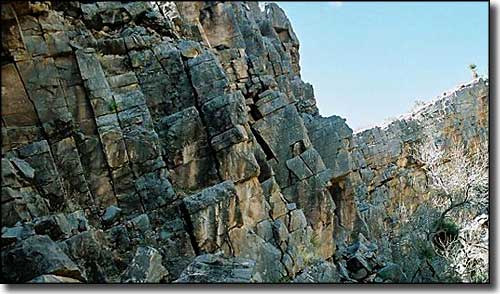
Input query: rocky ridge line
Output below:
<box><xmin>1</xmin><ymin>1</ymin><xmax>488</xmax><ymax>283</ymax></box>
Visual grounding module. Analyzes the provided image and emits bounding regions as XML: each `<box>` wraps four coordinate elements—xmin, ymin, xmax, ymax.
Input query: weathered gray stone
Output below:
<box><xmin>252</xmin><ymin>104</ymin><xmax>311</xmax><ymax>186</ymax></box>
<box><xmin>286</xmin><ymin>155</ymin><xmax>313</xmax><ymax>180</ymax></box>
<box><xmin>216</xmin><ymin>141</ymin><xmax>260</xmax><ymax>183</ymax></box>
<box><xmin>201</xmin><ymin>91</ymin><xmax>249</xmax><ymax>137</ymax></box>
<box><xmin>229</xmin><ymin>227</ymin><xmax>286</xmax><ymax>282</ymax></box>
<box><xmin>158</xmin><ymin>106</ymin><xmax>219</xmax><ymax>191</ymax></box>
<box><xmin>255</xmin><ymin>219</ymin><xmax>274</xmax><ymax>242</ymax></box>
<box><xmin>0</xmin><ymin>1</ymin><xmax>489</xmax><ymax>284</ymax></box>
<box><xmin>174</xmin><ymin>253</ymin><xmax>256</xmax><ymax>283</ymax></box>
<box><xmin>28</xmin><ymin>274</ymin><xmax>83</xmax><ymax>283</ymax></box>
<box><xmin>2</xmin><ymin>159</ymin><xmax>21</xmax><ymax>188</ymax></box>
<box><xmin>102</xmin><ymin>205</ymin><xmax>122</xmax><ymax>225</ymax></box>
<box><xmin>255</xmin><ymin>90</ymin><xmax>288</xmax><ymax>116</ymax></box>
<box><xmin>10</xmin><ymin>158</ymin><xmax>35</xmax><ymax>179</ymax></box>
<box><xmin>121</xmin><ymin>246</ymin><xmax>168</xmax><ymax>283</ymax></box>
<box><xmin>135</xmin><ymin>169</ymin><xmax>175</xmax><ymax>210</ymax></box>
<box><xmin>1</xmin><ymin>235</ymin><xmax>84</xmax><ymax>283</ymax></box>
<box><xmin>261</xmin><ymin>177</ymin><xmax>288</xmax><ymax>219</ymax></box>
<box><xmin>345</xmin><ymin>234</ymin><xmax>379</xmax><ymax>275</ymax></box>
<box><xmin>130</xmin><ymin>214</ymin><xmax>151</xmax><ymax>233</ymax></box>
<box><xmin>377</xmin><ymin>262</ymin><xmax>405</xmax><ymax>282</ymax></box>
<box><xmin>288</xmin><ymin>209</ymin><xmax>307</xmax><ymax>232</ymax></box>
<box><xmin>178</xmin><ymin>40</ymin><xmax>202</xmax><ymax>58</ymax></box>
<box><xmin>272</xmin><ymin>219</ymin><xmax>289</xmax><ymax>244</ymax></box>
<box><xmin>63</xmin><ymin>230</ymin><xmax>118</xmax><ymax>282</ymax></box>
<box><xmin>188</xmin><ymin>52</ymin><xmax>229</xmax><ymax>103</ymax></box>
<box><xmin>292</xmin><ymin>260</ymin><xmax>340</xmax><ymax>283</ymax></box>
<box><xmin>1</xmin><ymin>224</ymin><xmax>34</xmax><ymax>246</ymax></box>
<box><xmin>34</xmin><ymin>213</ymin><xmax>73</xmax><ymax>240</ymax></box>
<box><xmin>182</xmin><ymin>181</ymin><xmax>241</xmax><ymax>253</ymax></box>
<box><xmin>211</xmin><ymin>125</ymin><xmax>249</xmax><ymax>152</ymax></box>
<box><xmin>351</xmin><ymin>268</ymin><xmax>368</xmax><ymax>280</ymax></box>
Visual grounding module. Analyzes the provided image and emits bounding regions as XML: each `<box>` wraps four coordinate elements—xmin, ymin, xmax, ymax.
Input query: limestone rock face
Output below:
<box><xmin>1</xmin><ymin>1</ymin><xmax>488</xmax><ymax>283</ymax></box>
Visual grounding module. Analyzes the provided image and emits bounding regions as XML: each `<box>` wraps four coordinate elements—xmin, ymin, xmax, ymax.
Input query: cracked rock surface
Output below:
<box><xmin>1</xmin><ymin>1</ymin><xmax>488</xmax><ymax>283</ymax></box>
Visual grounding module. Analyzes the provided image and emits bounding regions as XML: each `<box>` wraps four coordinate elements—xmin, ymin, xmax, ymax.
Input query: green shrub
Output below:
<box><xmin>109</xmin><ymin>100</ymin><xmax>118</xmax><ymax>112</ymax></box>
<box><xmin>310</xmin><ymin>232</ymin><xmax>320</xmax><ymax>249</ymax></box>
<box><xmin>439</xmin><ymin>219</ymin><xmax>460</xmax><ymax>236</ymax></box>
<box><xmin>415</xmin><ymin>239</ymin><xmax>435</xmax><ymax>260</ymax></box>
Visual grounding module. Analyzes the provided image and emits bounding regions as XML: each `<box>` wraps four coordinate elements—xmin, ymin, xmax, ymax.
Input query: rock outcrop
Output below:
<box><xmin>1</xmin><ymin>1</ymin><xmax>488</xmax><ymax>283</ymax></box>
<box><xmin>174</xmin><ymin>253</ymin><xmax>257</xmax><ymax>283</ymax></box>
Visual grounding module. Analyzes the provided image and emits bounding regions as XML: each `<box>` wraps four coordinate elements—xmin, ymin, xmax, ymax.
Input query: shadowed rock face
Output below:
<box><xmin>174</xmin><ymin>253</ymin><xmax>257</xmax><ymax>283</ymax></box>
<box><xmin>1</xmin><ymin>1</ymin><xmax>488</xmax><ymax>283</ymax></box>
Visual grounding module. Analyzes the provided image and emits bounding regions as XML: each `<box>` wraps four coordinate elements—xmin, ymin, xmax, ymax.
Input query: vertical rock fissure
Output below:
<box><xmin>0</xmin><ymin>2</ymin><xmax>488</xmax><ymax>284</ymax></box>
<box><xmin>73</xmin><ymin>52</ymin><xmax>121</xmax><ymax>209</ymax></box>
<box><xmin>182</xmin><ymin>58</ymin><xmax>224</xmax><ymax>182</ymax></box>
<box><xmin>178</xmin><ymin>202</ymin><xmax>201</xmax><ymax>256</ymax></box>
<box><xmin>330</xmin><ymin>182</ymin><xmax>343</xmax><ymax>228</ymax></box>
<box><xmin>12</xmin><ymin>62</ymin><xmax>47</xmax><ymax>141</ymax></box>
<box><xmin>250</xmin><ymin>125</ymin><xmax>275</xmax><ymax>161</ymax></box>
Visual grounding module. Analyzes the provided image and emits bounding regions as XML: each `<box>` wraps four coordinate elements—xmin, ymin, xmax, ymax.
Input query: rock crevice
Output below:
<box><xmin>1</xmin><ymin>1</ymin><xmax>488</xmax><ymax>283</ymax></box>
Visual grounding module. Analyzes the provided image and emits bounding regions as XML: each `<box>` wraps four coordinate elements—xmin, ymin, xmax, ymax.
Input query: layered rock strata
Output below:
<box><xmin>1</xmin><ymin>1</ymin><xmax>488</xmax><ymax>283</ymax></box>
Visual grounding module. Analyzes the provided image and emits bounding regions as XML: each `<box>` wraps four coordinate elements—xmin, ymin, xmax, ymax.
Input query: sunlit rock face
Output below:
<box><xmin>1</xmin><ymin>1</ymin><xmax>488</xmax><ymax>283</ymax></box>
<box><xmin>307</xmin><ymin>79</ymin><xmax>488</xmax><ymax>281</ymax></box>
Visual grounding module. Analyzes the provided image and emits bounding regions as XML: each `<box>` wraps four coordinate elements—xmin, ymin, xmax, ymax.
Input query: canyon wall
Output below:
<box><xmin>1</xmin><ymin>1</ymin><xmax>488</xmax><ymax>283</ymax></box>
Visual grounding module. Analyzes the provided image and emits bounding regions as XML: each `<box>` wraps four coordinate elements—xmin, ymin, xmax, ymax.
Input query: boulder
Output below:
<box><xmin>174</xmin><ymin>253</ymin><xmax>256</xmax><ymax>283</ymax></box>
<box><xmin>229</xmin><ymin>227</ymin><xmax>286</xmax><ymax>282</ymax></box>
<box><xmin>182</xmin><ymin>181</ymin><xmax>240</xmax><ymax>253</ymax></box>
<box><xmin>63</xmin><ymin>230</ymin><xmax>118</xmax><ymax>282</ymax></box>
<box><xmin>10</xmin><ymin>158</ymin><xmax>35</xmax><ymax>179</ymax></box>
<box><xmin>1</xmin><ymin>235</ymin><xmax>84</xmax><ymax>282</ymax></box>
<box><xmin>28</xmin><ymin>274</ymin><xmax>82</xmax><ymax>283</ymax></box>
<box><xmin>102</xmin><ymin>205</ymin><xmax>122</xmax><ymax>225</ymax></box>
<box><xmin>1</xmin><ymin>224</ymin><xmax>35</xmax><ymax>246</ymax></box>
<box><xmin>34</xmin><ymin>213</ymin><xmax>73</xmax><ymax>240</ymax></box>
<box><xmin>377</xmin><ymin>262</ymin><xmax>405</xmax><ymax>282</ymax></box>
<box><xmin>345</xmin><ymin>234</ymin><xmax>379</xmax><ymax>274</ymax></box>
<box><xmin>121</xmin><ymin>246</ymin><xmax>168</xmax><ymax>283</ymax></box>
<box><xmin>292</xmin><ymin>260</ymin><xmax>340</xmax><ymax>283</ymax></box>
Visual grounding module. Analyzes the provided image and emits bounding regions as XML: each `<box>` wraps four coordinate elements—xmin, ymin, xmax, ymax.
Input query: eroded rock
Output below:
<box><xmin>0</xmin><ymin>0</ymin><xmax>488</xmax><ymax>284</ymax></box>
<box><xmin>121</xmin><ymin>246</ymin><xmax>168</xmax><ymax>283</ymax></box>
<box><xmin>174</xmin><ymin>253</ymin><xmax>256</xmax><ymax>283</ymax></box>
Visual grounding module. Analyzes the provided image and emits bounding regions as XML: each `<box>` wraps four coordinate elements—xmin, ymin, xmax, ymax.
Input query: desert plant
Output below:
<box><xmin>413</xmin><ymin>136</ymin><xmax>489</xmax><ymax>282</ymax></box>
<box><xmin>469</xmin><ymin>64</ymin><xmax>479</xmax><ymax>79</ymax></box>
<box><xmin>310</xmin><ymin>232</ymin><xmax>321</xmax><ymax>249</ymax></box>
<box><xmin>109</xmin><ymin>100</ymin><xmax>118</xmax><ymax>112</ymax></box>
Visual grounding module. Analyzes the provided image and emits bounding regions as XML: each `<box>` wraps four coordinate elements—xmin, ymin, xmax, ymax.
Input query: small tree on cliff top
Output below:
<box><xmin>469</xmin><ymin>64</ymin><xmax>479</xmax><ymax>79</ymax></box>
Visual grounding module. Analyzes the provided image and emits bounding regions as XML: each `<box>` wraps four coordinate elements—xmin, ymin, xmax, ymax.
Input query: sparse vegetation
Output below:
<box><xmin>109</xmin><ymin>100</ymin><xmax>118</xmax><ymax>112</ymax></box>
<box><xmin>310</xmin><ymin>232</ymin><xmax>320</xmax><ymax>249</ymax></box>
<box><xmin>469</xmin><ymin>64</ymin><xmax>479</xmax><ymax>79</ymax></box>
<box><xmin>404</xmin><ymin>136</ymin><xmax>489</xmax><ymax>282</ymax></box>
<box><xmin>295</xmin><ymin>233</ymin><xmax>323</xmax><ymax>269</ymax></box>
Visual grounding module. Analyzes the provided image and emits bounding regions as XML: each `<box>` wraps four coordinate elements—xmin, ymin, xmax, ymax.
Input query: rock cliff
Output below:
<box><xmin>1</xmin><ymin>1</ymin><xmax>488</xmax><ymax>283</ymax></box>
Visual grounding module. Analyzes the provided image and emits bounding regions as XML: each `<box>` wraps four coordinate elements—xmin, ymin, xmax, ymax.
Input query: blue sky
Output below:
<box><xmin>276</xmin><ymin>1</ymin><xmax>488</xmax><ymax>130</ymax></box>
